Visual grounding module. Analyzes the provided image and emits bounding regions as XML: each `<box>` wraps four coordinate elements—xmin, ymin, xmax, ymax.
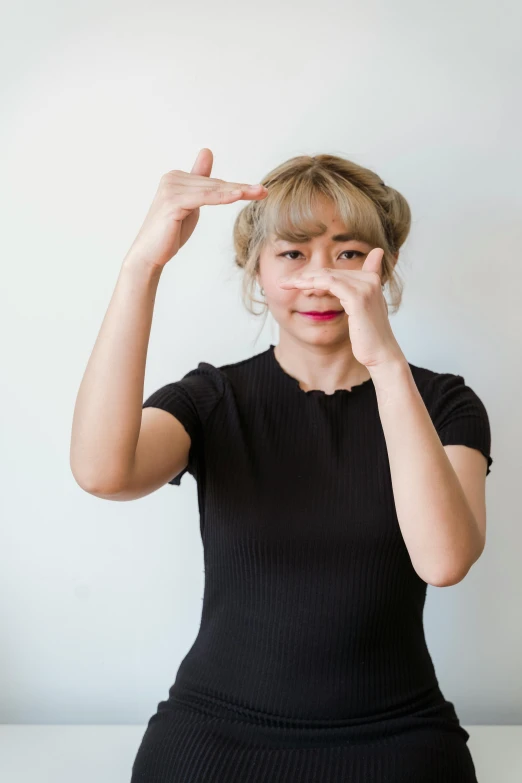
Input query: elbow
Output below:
<box><xmin>70</xmin><ymin>464</ymin><xmax>128</xmax><ymax>497</ymax></box>
<box><xmin>418</xmin><ymin>527</ymin><xmax>485</xmax><ymax>588</ymax></box>
<box><xmin>429</xmin><ymin>569</ymin><xmax>469</xmax><ymax>587</ymax></box>
<box><xmin>426</xmin><ymin>553</ymin><xmax>481</xmax><ymax>587</ymax></box>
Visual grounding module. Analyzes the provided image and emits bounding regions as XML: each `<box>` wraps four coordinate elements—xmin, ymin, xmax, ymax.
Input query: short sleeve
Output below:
<box><xmin>142</xmin><ymin>362</ymin><xmax>225</xmax><ymax>485</ymax></box>
<box><xmin>426</xmin><ymin>372</ymin><xmax>493</xmax><ymax>476</ymax></box>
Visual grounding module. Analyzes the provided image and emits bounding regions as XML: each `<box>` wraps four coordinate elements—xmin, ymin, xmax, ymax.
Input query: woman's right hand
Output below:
<box><xmin>125</xmin><ymin>148</ymin><xmax>268</xmax><ymax>270</ymax></box>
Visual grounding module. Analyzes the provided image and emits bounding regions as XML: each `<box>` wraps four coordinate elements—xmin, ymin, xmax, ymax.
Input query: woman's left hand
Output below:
<box><xmin>278</xmin><ymin>248</ymin><xmax>405</xmax><ymax>369</ymax></box>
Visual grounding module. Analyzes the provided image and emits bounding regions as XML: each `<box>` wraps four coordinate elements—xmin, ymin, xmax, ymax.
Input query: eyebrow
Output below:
<box><xmin>274</xmin><ymin>232</ymin><xmax>366</xmax><ymax>245</ymax></box>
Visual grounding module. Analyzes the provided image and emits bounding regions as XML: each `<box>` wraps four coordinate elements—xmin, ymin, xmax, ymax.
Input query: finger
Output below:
<box><xmin>183</xmin><ymin>182</ymin><xmax>268</xmax><ymax>201</ymax></box>
<box><xmin>190</xmin><ymin>147</ymin><xmax>214</xmax><ymax>178</ymax></box>
<box><xmin>279</xmin><ymin>271</ymin><xmax>336</xmax><ymax>284</ymax></box>
<box><xmin>228</xmin><ymin>184</ymin><xmax>268</xmax><ymax>198</ymax></box>
<box><xmin>176</xmin><ymin>186</ymin><xmax>268</xmax><ymax>209</ymax></box>
<box><xmin>219</xmin><ymin>188</ymin><xmax>268</xmax><ymax>202</ymax></box>
<box><xmin>176</xmin><ymin>175</ymin><xmax>268</xmax><ymax>194</ymax></box>
<box><xmin>281</xmin><ymin>269</ymin><xmax>372</xmax><ymax>284</ymax></box>
<box><xmin>278</xmin><ymin>276</ymin><xmax>364</xmax><ymax>295</ymax></box>
<box><xmin>361</xmin><ymin>247</ymin><xmax>384</xmax><ymax>275</ymax></box>
<box><xmin>225</xmin><ymin>187</ymin><xmax>269</xmax><ymax>202</ymax></box>
<box><xmin>279</xmin><ymin>278</ymin><xmax>327</xmax><ymax>288</ymax></box>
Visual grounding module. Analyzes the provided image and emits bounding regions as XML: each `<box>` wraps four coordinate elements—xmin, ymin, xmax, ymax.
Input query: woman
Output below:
<box><xmin>70</xmin><ymin>148</ymin><xmax>492</xmax><ymax>781</ymax></box>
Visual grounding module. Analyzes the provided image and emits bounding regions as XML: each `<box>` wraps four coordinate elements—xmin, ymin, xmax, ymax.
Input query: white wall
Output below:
<box><xmin>1</xmin><ymin>0</ymin><xmax>519</xmax><ymax>725</ymax></box>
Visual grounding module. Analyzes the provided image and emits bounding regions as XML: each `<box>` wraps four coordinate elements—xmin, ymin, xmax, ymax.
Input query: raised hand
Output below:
<box><xmin>126</xmin><ymin>148</ymin><xmax>268</xmax><ymax>270</ymax></box>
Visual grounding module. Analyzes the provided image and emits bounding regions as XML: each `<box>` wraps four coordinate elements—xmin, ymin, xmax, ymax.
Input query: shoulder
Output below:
<box><xmin>408</xmin><ymin>362</ymin><xmax>493</xmax><ymax>476</ymax></box>
<box><xmin>407</xmin><ymin>362</ymin><xmax>489</xmax><ymax>417</ymax></box>
<box><xmin>144</xmin><ymin>347</ymin><xmax>268</xmax><ymax>412</ymax></box>
<box><xmin>215</xmin><ymin>346</ymin><xmax>268</xmax><ymax>379</ymax></box>
<box><xmin>211</xmin><ymin>346</ymin><xmax>270</xmax><ymax>397</ymax></box>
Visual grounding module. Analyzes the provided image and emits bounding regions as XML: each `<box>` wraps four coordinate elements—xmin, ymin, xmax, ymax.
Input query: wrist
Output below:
<box><xmin>368</xmin><ymin>356</ymin><xmax>412</xmax><ymax>396</ymax></box>
<box><xmin>121</xmin><ymin>253</ymin><xmax>165</xmax><ymax>282</ymax></box>
<box><xmin>368</xmin><ymin>353</ymin><xmax>409</xmax><ymax>379</ymax></box>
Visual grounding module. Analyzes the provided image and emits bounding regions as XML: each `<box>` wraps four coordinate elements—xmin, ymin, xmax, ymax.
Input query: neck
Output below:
<box><xmin>273</xmin><ymin>335</ymin><xmax>371</xmax><ymax>394</ymax></box>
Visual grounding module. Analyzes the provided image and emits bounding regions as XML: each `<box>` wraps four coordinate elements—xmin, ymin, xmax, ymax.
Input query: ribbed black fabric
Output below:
<box><xmin>132</xmin><ymin>343</ymin><xmax>492</xmax><ymax>782</ymax></box>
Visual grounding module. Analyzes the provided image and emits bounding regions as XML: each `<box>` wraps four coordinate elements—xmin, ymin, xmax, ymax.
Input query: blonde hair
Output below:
<box><xmin>232</xmin><ymin>153</ymin><xmax>411</xmax><ymax>331</ymax></box>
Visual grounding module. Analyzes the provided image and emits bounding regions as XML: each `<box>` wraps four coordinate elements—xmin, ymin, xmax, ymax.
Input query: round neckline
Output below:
<box><xmin>267</xmin><ymin>344</ymin><xmax>373</xmax><ymax>398</ymax></box>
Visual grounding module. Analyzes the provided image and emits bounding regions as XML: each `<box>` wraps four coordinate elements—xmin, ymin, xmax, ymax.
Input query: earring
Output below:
<box><xmin>260</xmin><ymin>287</ymin><xmax>265</xmax><ymax>296</ymax></box>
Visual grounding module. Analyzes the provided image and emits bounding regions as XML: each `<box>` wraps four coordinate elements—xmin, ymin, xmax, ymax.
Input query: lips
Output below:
<box><xmin>299</xmin><ymin>311</ymin><xmax>343</xmax><ymax>315</ymax></box>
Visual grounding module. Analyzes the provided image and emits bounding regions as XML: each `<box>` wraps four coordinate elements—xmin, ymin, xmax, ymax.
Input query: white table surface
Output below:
<box><xmin>0</xmin><ymin>724</ymin><xmax>520</xmax><ymax>782</ymax></box>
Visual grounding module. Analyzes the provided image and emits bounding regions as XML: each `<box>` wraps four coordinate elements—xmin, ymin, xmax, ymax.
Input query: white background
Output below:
<box><xmin>1</xmin><ymin>0</ymin><xmax>519</xmax><ymax>726</ymax></box>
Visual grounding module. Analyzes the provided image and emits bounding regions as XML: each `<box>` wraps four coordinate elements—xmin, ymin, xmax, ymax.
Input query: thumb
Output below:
<box><xmin>190</xmin><ymin>147</ymin><xmax>213</xmax><ymax>178</ymax></box>
<box><xmin>362</xmin><ymin>247</ymin><xmax>384</xmax><ymax>279</ymax></box>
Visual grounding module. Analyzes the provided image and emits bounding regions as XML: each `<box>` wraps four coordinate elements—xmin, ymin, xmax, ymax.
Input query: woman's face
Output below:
<box><xmin>257</xmin><ymin>198</ymin><xmax>379</xmax><ymax>346</ymax></box>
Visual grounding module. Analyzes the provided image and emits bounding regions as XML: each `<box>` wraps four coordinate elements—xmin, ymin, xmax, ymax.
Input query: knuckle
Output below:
<box><xmin>160</xmin><ymin>170</ymin><xmax>181</xmax><ymax>185</ymax></box>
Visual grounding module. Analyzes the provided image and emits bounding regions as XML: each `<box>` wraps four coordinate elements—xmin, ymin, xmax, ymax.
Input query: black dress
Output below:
<box><xmin>131</xmin><ymin>343</ymin><xmax>493</xmax><ymax>782</ymax></box>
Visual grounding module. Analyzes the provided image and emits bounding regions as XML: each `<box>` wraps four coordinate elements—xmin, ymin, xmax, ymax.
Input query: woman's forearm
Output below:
<box><xmin>70</xmin><ymin>254</ymin><xmax>163</xmax><ymax>493</ymax></box>
<box><xmin>369</xmin><ymin>359</ymin><xmax>482</xmax><ymax>586</ymax></box>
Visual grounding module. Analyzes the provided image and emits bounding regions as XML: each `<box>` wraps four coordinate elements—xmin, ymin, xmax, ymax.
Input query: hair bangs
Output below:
<box><xmin>261</xmin><ymin>175</ymin><xmax>388</xmax><ymax>250</ymax></box>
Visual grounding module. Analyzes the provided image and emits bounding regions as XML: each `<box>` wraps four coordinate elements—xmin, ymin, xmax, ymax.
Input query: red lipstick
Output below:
<box><xmin>298</xmin><ymin>310</ymin><xmax>344</xmax><ymax>321</ymax></box>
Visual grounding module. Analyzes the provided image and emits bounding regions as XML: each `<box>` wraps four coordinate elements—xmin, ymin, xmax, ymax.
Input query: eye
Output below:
<box><xmin>278</xmin><ymin>250</ymin><xmax>364</xmax><ymax>260</ymax></box>
<box><xmin>339</xmin><ymin>250</ymin><xmax>364</xmax><ymax>260</ymax></box>
<box><xmin>278</xmin><ymin>251</ymin><xmax>303</xmax><ymax>260</ymax></box>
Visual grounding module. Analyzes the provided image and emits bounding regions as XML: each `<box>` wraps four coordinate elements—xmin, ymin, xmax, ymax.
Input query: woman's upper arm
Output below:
<box><xmin>112</xmin><ymin>407</ymin><xmax>192</xmax><ymax>500</ymax></box>
<box><xmin>95</xmin><ymin>362</ymin><xmax>225</xmax><ymax>501</ymax></box>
